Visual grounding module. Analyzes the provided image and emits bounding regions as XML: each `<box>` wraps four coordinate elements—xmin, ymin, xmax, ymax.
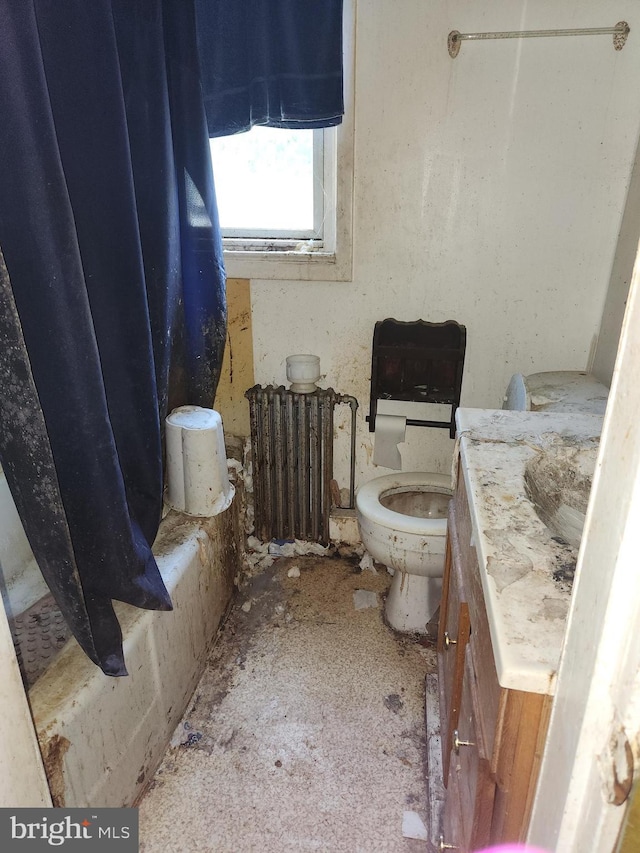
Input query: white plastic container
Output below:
<box><xmin>286</xmin><ymin>354</ymin><xmax>321</xmax><ymax>392</ymax></box>
<box><xmin>165</xmin><ymin>406</ymin><xmax>234</xmax><ymax>516</ymax></box>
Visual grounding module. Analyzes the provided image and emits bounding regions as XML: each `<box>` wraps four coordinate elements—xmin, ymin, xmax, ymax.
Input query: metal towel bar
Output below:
<box><xmin>448</xmin><ymin>21</ymin><xmax>629</xmax><ymax>58</ymax></box>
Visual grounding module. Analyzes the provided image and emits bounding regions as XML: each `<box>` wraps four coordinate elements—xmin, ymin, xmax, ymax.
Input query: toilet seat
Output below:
<box><xmin>355</xmin><ymin>472</ymin><xmax>452</xmax><ymax>536</ymax></box>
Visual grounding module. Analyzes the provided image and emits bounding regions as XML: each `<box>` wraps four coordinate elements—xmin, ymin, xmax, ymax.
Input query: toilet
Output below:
<box><xmin>356</xmin><ymin>370</ymin><xmax>607</xmax><ymax>636</ymax></box>
<box><xmin>356</xmin><ymin>472</ymin><xmax>452</xmax><ymax>634</ymax></box>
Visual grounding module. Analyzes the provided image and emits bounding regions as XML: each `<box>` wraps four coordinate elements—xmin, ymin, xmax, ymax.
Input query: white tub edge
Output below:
<box><xmin>28</xmin><ymin>505</ymin><xmax>239</xmax><ymax>808</ymax></box>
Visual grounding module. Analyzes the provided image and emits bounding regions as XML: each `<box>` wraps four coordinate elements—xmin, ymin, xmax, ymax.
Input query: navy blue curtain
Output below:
<box><xmin>0</xmin><ymin>1</ymin><xmax>226</xmax><ymax>676</ymax></box>
<box><xmin>195</xmin><ymin>0</ymin><xmax>344</xmax><ymax>136</ymax></box>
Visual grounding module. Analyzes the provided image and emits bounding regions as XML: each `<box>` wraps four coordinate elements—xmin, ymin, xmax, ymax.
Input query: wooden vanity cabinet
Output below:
<box><xmin>442</xmin><ymin>647</ymin><xmax>495</xmax><ymax>852</ymax></box>
<box><xmin>436</xmin><ymin>472</ymin><xmax>552</xmax><ymax>852</ymax></box>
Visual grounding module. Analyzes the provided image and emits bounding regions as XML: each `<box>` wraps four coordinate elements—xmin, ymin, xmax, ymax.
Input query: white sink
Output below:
<box><xmin>524</xmin><ymin>444</ymin><xmax>598</xmax><ymax>549</ymax></box>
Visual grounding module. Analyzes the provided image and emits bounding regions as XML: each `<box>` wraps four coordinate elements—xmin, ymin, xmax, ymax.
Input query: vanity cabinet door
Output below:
<box><xmin>456</xmin><ymin>650</ymin><xmax>495</xmax><ymax>850</ymax></box>
<box><xmin>438</xmin><ymin>503</ymin><xmax>471</xmax><ymax>783</ymax></box>
<box><xmin>441</xmin><ymin>649</ymin><xmax>495</xmax><ymax>853</ymax></box>
<box><xmin>441</xmin><ymin>758</ymin><xmax>465</xmax><ymax>852</ymax></box>
<box><xmin>451</xmin><ymin>465</ymin><xmax>552</xmax><ymax>845</ymax></box>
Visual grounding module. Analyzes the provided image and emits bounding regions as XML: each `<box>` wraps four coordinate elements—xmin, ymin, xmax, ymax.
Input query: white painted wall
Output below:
<box><xmin>591</xmin><ymin>130</ymin><xmax>640</xmax><ymax>386</ymax></box>
<box><xmin>528</xmin><ymin>214</ymin><xmax>640</xmax><ymax>853</ymax></box>
<box><xmin>249</xmin><ymin>0</ymin><xmax>640</xmax><ymax>491</ymax></box>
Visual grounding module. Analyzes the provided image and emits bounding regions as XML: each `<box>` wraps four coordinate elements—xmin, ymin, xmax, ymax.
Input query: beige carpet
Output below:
<box><xmin>138</xmin><ymin>555</ymin><xmax>437</xmax><ymax>852</ymax></box>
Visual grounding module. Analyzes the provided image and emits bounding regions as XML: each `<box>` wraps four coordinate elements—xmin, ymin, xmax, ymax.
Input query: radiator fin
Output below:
<box><xmin>245</xmin><ymin>385</ymin><xmax>340</xmax><ymax>544</ymax></box>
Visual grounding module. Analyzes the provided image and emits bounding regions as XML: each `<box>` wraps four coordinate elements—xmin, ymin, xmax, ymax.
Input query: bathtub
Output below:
<box><xmin>0</xmin><ymin>468</ymin><xmax>242</xmax><ymax>807</ymax></box>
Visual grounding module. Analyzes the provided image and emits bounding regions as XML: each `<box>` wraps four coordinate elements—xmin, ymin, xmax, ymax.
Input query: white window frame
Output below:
<box><xmin>221</xmin><ymin>0</ymin><xmax>355</xmax><ymax>283</ymax></box>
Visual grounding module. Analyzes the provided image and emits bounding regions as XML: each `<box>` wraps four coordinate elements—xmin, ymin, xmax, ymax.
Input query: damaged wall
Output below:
<box><xmin>215</xmin><ymin>278</ymin><xmax>254</xmax><ymax>437</ymax></box>
<box><xmin>240</xmin><ymin>0</ymin><xmax>640</xmax><ymax>491</ymax></box>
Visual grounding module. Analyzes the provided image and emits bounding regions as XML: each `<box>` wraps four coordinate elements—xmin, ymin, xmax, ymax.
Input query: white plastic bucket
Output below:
<box><xmin>165</xmin><ymin>406</ymin><xmax>234</xmax><ymax>516</ymax></box>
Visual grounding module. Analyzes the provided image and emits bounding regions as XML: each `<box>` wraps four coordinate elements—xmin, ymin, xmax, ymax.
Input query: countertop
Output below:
<box><xmin>455</xmin><ymin>407</ymin><xmax>603</xmax><ymax>695</ymax></box>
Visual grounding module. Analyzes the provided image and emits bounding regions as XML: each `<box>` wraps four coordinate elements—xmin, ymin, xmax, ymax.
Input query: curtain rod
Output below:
<box><xmin>448</xmin><ymin>21</ymin><xmax>630</xmax><ymax>58</ymax></box>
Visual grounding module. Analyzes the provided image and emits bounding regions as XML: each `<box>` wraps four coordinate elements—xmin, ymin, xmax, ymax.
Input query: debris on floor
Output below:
<box><xmin>384</xmin><ymin>693</ymin><xmax>404</xmax><ymax>714</ymax></box>
<box><xmin>245</xmin><ymin>535</ymin><xmax>332</xmax><ymax>576</ymax></box>
<box><xmin>359</xmin><ymin>552</ymin><xmax>378</xmax><ymax>574</ymax></box>
<box><xmin>169</xmin><ymin>721</ymin><xmax>203</xmax><ymax>749</ymax></box>
<box><xmin>353</xmin><ymin>589</ymin><xmax>379</xmax><ymax>610</ymax></box>
<box><xmin>402</xmin><ymin>810</ymin><xmax>428</xmax><ymax>841</ymax></box>
<box><xmin>268</xmin><ymin>541</ymin><xmax>295</xmax><ymax>557</ymax></box>
<box><xmin>138</xmin><ymin>557</ymin><xmax>437</xmax><ymax>852</ymax></box>
<box><xmin>287</xmin><ymin>566</ymin><xmax>301</xmax><ymax>578</ymax></box>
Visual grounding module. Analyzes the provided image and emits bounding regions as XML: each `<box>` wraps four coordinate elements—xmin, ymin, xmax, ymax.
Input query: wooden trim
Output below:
<box><xmin>521</xmin><ymin>694</ymin><xmax>553</xmax><ymax>836</ymax></box>
<box><xmin>443</xmin><ymin>601</ymin><xmax>470</xmax><ymax>783</ymax></box>
<box><xmin>454</xmin><ymin>471</ymin><xmax>502</xmax><ymax>761</ymax></box>
<box><xmin>441</xmin><ymin>462</ymin><xmax>553</xmax><ymax>848</ymax></box>
<box><xmin>437</xmin><ymin>510</ymin><xmax>455</xmax><ymax>655</ymax></box>
<box><xmin>493</xmin><ymin>689</ymin><xmax>552</xmax><ymax>841</ymax></box>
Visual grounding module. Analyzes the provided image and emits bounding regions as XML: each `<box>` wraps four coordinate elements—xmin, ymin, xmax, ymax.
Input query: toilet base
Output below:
<box><xmin>385</xmin><ymin>570</ymin><xmax>443</xmax><ymax>634</ymax></box>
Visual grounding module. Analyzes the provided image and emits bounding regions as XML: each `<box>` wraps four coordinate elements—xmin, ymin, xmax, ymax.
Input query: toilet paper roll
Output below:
<box><xmin>373</xmin><ymin>414</ymin><xmax>406</xmax><ymax>469</ymax></box>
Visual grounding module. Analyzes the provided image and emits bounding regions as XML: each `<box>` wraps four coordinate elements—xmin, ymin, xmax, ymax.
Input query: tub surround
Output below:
<box><xmin>29</xmin><ymin>502</ymin><xmax>241</xmax><ymax>808</ymax></box>
<box><xmin>454</xmin><ymin>407</ymin><xmax>603</xmax><ymax>695</ymax></box>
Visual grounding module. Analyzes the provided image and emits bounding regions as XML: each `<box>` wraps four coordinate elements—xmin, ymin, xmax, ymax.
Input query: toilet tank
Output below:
<box><xmin>503</xmin><ymin>371</ymin><xmax>609</xmax><ymax>415</ymax></box>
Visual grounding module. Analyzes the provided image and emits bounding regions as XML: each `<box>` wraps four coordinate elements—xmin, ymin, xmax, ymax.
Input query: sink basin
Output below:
<box><xmin>524</xmin><ymin>444</ymin><xmax>598</xmax><ymax>549</ymax></box>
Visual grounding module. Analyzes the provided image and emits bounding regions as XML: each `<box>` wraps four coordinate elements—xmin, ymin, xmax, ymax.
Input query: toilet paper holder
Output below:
<box><xmin>366</xmin><ymin>318</ymin><xmax>466</xmax><ymax>439</ymax></box>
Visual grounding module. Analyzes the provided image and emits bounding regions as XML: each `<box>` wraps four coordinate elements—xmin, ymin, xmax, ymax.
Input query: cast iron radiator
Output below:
<box><xmin>245</xmin><ymin>385</ymin><xmax>357</xmax><ymax>544</ymax></box>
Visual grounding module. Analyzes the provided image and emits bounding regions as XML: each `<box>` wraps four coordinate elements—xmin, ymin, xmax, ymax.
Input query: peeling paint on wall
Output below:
<box><xmin>215</xmin><ymin>279</ymin><xmax>254</xmax><ymax>437</ymax></box>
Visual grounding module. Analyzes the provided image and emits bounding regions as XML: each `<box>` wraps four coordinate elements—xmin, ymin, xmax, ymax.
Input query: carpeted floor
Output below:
<box><xmin>137</xmin><ymin>555</ymin><xmax>437</xmax><ymax>852</ymax></box>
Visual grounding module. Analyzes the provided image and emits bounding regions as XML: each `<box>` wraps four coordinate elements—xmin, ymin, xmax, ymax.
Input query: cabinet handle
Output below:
<box><xmin>453</xmin><ymin>729</ymin><xmax>475</xmax><ymax>753</ymax></box>
<box><xmin>439</xmin><ymin>835</ymin><xmax>458</xmax><ymax>851</ymax></box>
<box><xmin>443</xmin><ymin>630</ymin><xmax>457</xmax><ymax>649</ymax></box>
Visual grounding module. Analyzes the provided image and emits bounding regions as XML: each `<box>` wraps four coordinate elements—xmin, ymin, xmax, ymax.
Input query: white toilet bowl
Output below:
<box><xmin>356</xmin><ymin>472</ymin><xmax>452</xmax><ymax>633</ymax></box>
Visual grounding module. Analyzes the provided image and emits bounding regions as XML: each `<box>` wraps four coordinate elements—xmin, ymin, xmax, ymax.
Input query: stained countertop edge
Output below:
<box><xmin>454</xmin><ymin>407</ymin><xmax>604</xmax><ymax>696</ymax></box>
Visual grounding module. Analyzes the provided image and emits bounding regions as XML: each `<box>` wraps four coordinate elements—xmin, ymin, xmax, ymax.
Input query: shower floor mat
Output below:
<box><xmin>10</xmin><ymin>593</ymin><xmax>71</xmax><ymax>687</ymax></box>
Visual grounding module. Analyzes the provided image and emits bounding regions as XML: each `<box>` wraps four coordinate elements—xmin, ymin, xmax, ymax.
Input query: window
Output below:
<box><xmin>210</xmin><ymin>126</ymin><xmax>323</xmax><ymax>244</ymax></box>
<box><xmin>210</xmin><ymin>0</ymin><xmax>355</xmax><ymax>282</ymax></box>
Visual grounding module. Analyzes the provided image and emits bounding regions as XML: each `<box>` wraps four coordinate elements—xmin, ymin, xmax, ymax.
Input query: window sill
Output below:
<box><xmin>223</xmin><ymin>248</ymin><xmax>352</xmax><ymax>282</ymax></box>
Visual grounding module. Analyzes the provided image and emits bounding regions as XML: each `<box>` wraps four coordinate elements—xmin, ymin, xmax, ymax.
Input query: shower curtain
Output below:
<box><xmin>0</xmin><ymin>1</ymin><xmax>226</xmax><ymax>676</ymax></box>
<box><xmin>0</xmin><ymin>0</ymin><xmax>344</xmax><ymax>677</ymax></box>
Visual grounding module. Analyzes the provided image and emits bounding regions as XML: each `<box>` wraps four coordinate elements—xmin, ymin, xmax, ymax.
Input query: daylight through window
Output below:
<box><xmin>209</xmin><ymin>126</ymin><xmax>324</xmax><ymax>243</ymax></box>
